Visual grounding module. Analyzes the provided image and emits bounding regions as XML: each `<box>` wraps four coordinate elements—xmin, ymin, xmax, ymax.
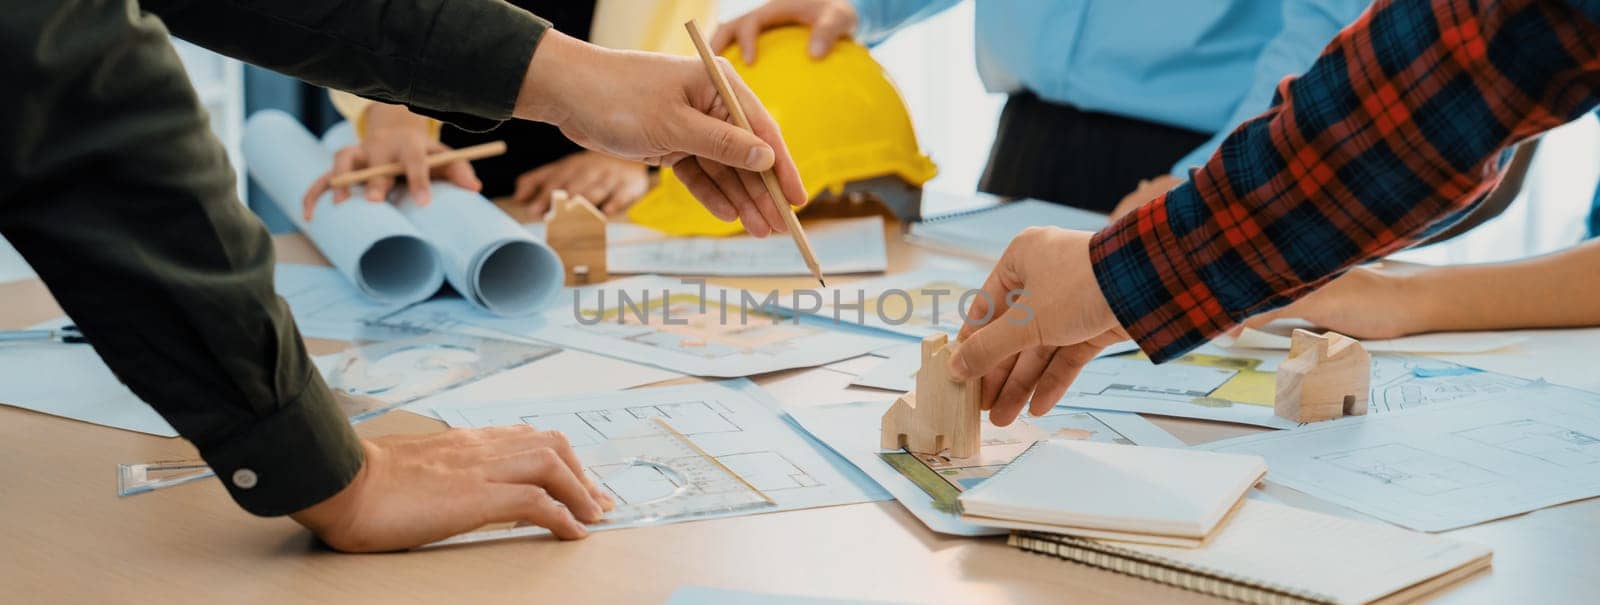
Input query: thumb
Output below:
<box><xmin>678</xmin><ymin>111</ymin><xmax>775</xmax><ymax>172</ymax></box>
<box><xmin>950</xmin><ymin>308</ymin><xmax>1038</xmax><ymax>380</ymax></box>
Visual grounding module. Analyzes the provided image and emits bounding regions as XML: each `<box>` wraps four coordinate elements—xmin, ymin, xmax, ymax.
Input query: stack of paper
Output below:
<box><xmin>959</xmin><ymin>440</ymin><xmax>1266</xmax><ymax>546</ymax></box>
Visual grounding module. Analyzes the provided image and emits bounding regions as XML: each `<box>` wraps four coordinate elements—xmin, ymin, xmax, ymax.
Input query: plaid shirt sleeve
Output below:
<box><xmin>1091</xmin><ymin>0</ymin><xmax>1600</xmax><ymax>363</ymax></box>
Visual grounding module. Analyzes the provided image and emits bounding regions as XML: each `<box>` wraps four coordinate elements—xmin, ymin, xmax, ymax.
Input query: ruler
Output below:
<box><xmin>424</xmin><ymin>417</ymin><xmax>775</xmax><ymax>548</ymax></box>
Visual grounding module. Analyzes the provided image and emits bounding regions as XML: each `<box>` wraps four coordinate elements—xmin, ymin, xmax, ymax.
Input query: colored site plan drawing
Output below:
<box><xmin>788</xmin><ymin>400</ymin><xmax>1182</xmax><ymax>535</ymax></box>
<box><xmin>1058</xmin><ymin>346</ymin><xmax>1534</xmax><ymax>429</ymax></box>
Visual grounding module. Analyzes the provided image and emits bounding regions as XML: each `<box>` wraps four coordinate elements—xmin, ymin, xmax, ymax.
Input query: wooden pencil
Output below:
<box><xmin>329</xmin><ymin>140</ymin><xmax>507</xmax><ymax>188</ymax></box>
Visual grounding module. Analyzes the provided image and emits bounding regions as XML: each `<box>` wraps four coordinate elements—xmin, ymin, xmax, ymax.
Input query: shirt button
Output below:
<box><xmin>232</xmin><ymin>468</ymin><xmax>259</xmax><ymax>490</ymax></box>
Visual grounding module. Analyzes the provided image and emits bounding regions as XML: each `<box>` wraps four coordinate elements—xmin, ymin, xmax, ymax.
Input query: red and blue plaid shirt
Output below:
<box><xmin>1092</xmin><ymin>0</ymin><xmax>1600</xmax><ymax>362</ymax></box>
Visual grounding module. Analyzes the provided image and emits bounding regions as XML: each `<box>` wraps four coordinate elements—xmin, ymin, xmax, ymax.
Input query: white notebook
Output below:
<box><xmin>959</xmin><ymin>440</ymin><xmax>1266</xmax><ymax>545</ymax></box>
<box><xmin>906</xmin><ymin>199</ymin><xmax>1109</xmax><ymax>259</ymax></box>
<box><xmin>1010</xmin><ymin>500</ymin><xmax>1492</xmax><ymax>605</ymax></box>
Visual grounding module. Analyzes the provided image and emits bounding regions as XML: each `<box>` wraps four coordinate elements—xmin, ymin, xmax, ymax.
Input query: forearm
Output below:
<box><xmin>1408</xmin><ymin>241</ymin><xmax>1600</xmax><ymax>333</ymax></box>
<box><xmin>1092</xmin><ymin>0</ymin><xmax>1600</xmax><ymax>362</ymax></box>
<box><xmin>145</xmin><ymin>0</ymin><xmax>548</xmax><ymax>127</ymax></box>
<box><xmin>0</xmin><ymin>1</ymin><xmax>361</xmax><ymax>516</ymax></box>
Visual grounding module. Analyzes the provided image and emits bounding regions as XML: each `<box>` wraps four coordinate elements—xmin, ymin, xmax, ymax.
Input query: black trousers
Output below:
<box><xmin>979</xmin><ymin>91</ymin><xmax>1213</xmax><ymax>213</ymax></box>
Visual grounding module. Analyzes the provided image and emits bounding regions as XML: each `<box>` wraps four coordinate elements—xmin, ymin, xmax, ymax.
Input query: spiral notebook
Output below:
<box><xmin>958</xmin><ymin>440</ymin><xmax>1266</xmax><ymax>547</ymax></box>
<box><xmin>905</xmin><ymin>199</ymin><xmax>1109</xmax><ymax>259</ymax></box>
<box><xmin>1008</xmin><ymin>500</ymin><xmax>1492</xmax><ymax>605</ymax></box>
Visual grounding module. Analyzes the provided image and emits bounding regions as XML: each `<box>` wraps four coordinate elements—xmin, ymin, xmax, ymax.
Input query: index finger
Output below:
<box><xmin>726</xmin><ymin>68</ymin><xmax>808</xmax><ymax>210</ymax></box>
<box><xmin>302</xmin><ymin>173</ymin><xmax>332</xmax><ymax>221</ymax></box>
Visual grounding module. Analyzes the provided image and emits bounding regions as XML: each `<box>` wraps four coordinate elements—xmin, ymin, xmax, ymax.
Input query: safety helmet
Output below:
<box><xmin>629</xmin><ymin>26</ymin><xmax>938</xmax><ymax>236</ymax></box>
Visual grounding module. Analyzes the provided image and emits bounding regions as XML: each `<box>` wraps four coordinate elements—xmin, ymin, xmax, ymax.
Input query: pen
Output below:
<box><xmin>683</xmin><ymin>21</ymin><xmax>827</xmax><ymax>287</ymax></box>
<box><xmin>0</xmin><ymin>324</ymin><xmax>87</xmax><ymax>344</ymax></box>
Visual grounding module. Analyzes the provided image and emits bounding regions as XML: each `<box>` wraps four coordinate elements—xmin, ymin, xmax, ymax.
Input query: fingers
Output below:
<box><xmin>980</xmin><ymin>352</ymin><xmax>1019</xmax><ymax>411</ymax></box>
<box><xmin>676</xmin><ymin>107</ymin><xmax>775</xmax><ymax>173</ymax></box>
<box><xmin>1032</xmin><ymin>342</ymin><xmax>1109</xmax><ymax>417</ymax></box>
<box><xmin>672</xmin><ymin>159</ymin><xmax>739</xmax><ymax>222</ymax></box>
<box><xmin>330</xmin><ymin>147</ymin><xmax>363</xmax><ymax>203</ymax></box>
<box><xmin>696</xmin><ymin>158</ymin><xmax>773</xmax><ymax>237</ymax></box>
<box><xmin>401</xmin><ymin>144</ymin><xmax>432</xmax><ymax>206</ymax></box>
<box><xmin>513</xmin><ymin>165</ymin><xmax>556</xmax><ymax>213</ymax></box>
<box><xmin>989</xmin><ymin>347</ymin><xmax>1055</xmax><ymax>426</ymax></box>
<box><xmin>480</xmin><ymin>484</ymin><xmax>589</xmax><ymax>540</ymax></box>
<box><xmin>430</xmin><ymin>140</ymin><xmax>482</xmax><ymax>192</ymax></box>
<box><xmin>483</xmin><ymin>448</ymin><xmax>603</xmax><ymax>523</ymax></box>
<box><xmin>737</xmin><ymin>17</ymin><xmax>762</xmax><ymax>65</ymax></box>
<box><xmin>809</xmin><ymin>9</ymin><xmax>852</xmax><ymax>57</ymax></box>
<box><xmin>951</xmin><ymin>304</ymin><xmax>1039</xmax><ymax>381</ymax></box>
<box><xmin>737</xmin><ymin>166</ymin><xmax>788</xmax><ymax>235</ymax></box>
<box><xmin>302</xmin><ymin>173</ymin><xmax>331</xmax><ymax>221</ymax></box>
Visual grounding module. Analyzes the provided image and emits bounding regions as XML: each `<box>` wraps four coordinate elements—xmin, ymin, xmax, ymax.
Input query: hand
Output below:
<box><xmin>514</xmin><ymin>31</ymin><xmax>807</xmax><ymax>238</ymax></box>
<box><xmin>1233</xmin><ymin>266</ymin><xmax>1422</xmax><ymax>340</ymax></box>
<box><xmin>949</xmin><ymin>228</ymin><xmax>1129</xmax><ymax>426</ymax></box>
<box><xmin>301</xmin><ymin>105</ymin><xmax>482</xmax><ymax>220</ymax></box>
<box><xmin>290</xmin><ymin>426</ymin><xmax>615</xmax><ymax>552</ymax></box>
<box><xmin>1110</xmin><ymin>174</ymin><xmax>1183</xmax><ymax>219</ymax></box>
<box><xmin>512</xmin><ymin>151</ymin><xmax>650</xmax><ymax>217</ymax></box>
<box><xmin>711</xmin><ymin>0</ymin><xmax>859</xmax><ymax>64</ymax></box>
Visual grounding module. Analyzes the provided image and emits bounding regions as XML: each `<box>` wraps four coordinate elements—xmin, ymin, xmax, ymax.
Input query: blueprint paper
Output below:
<box><xmin>274</xmin><ymin>264</ymin><xmax>406</xmax><ymax>341</ymax></box>
<box><xmin>1219</xmin><ymin>324</ymin><xmax>1527</xmax><ymax>354</ymax></box>
<box><xmin>851</xmin><ymin>340</ymin><xmax>1142</xmax><ymax>393</ymax></box>
<box><xmin>395</xmin><ymin>186</ymin><xmax>563</xmax><ymax>316</ymax></box>
<box><xmin>542</xmin><ymin>276</ymin><xmax>893</xmax><ymax>376</ymax></box>
<box><xmin>780</xmin><ymin>268</ymin><xmax>989</xmax><ymax>340</ymax></box>
<box><xmin>597</xmin><ymin>216</ymin><xmax>887</xmax><ymax>276</ymax></box>
<box><xmin>1200</xmin><ymin>382</ymin><xmax>1600</xmax><ymax>531</ymax></box>
<box><xmin>406</xmin><ymin>349</ymin><xmax>681</xmax><ymax>419</ymax></box>
<box><xmin>1054</xmin><ymin>348</ymin><xmax>1532</xmax><ymax>430</ymax></box>
<box><xmin>438</xmin><ymin>381</ymin><xmax>890</xmax><ymax>533</ymax></box>
<box><xmin>0</xmin><ymin>318</ymin><xmax>176</xmax><ymax>436</ymax></box>
<box><xmin>319</xmin><ymin>121</ymin><xmax>565</xmax><ymax>317</ymax></box>
<box><xmin>788</xmin><ymin>400</ymin><xmax>1184</xmax><ymax>536</ymax></box>
<box><xmin>243</xmin><ymin>110</ymin><xmax>443</xmax><ymax>305</ymax></box>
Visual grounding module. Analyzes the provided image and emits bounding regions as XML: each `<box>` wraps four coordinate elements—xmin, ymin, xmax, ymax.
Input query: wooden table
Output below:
<box><xmin>2</xmin><ymin>223</ymin><xmax>1596</xmax><ymax>603</ymax></box>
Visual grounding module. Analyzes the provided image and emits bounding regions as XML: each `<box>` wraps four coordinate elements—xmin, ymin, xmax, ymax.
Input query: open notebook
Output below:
<box><xmin>905</xmin><ymin>199</ymin><xmax>1109</xmax><ymax>259</ymax></box>
<box><xmin>1009</xmin><ymin>500</ymin><xmax>1492</xmax><ymax>604</ymax></box>
<box><xmin>958</xmin><ymin>440</ymin><xmax>1266</xmax><ymax>547</ymax></box>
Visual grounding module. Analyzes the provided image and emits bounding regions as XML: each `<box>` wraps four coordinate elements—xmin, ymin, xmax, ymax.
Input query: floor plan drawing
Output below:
<box><xmin>439</xmin><ymin>380</ymin><xmax>888</xmax><ymax>530</ymax></box>
<box><xmin>1314</xmin><ymin>443</ymin><xmax>1501</xmax><ymax>495</ymax></box>
<box><xmin>1455</xmin><ymin>420</ymin><xmax>1600</xmax><ymax>467</ymax></box>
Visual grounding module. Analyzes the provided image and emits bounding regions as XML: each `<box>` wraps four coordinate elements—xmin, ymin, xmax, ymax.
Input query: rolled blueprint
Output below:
<box><xmin>320</xmin><ymin>120</ymin><xmax>563</xmax><ymax>316</ymax></box>
<box><xmin>242</xmin><ymin>110</ymin><xmax>443</xmax><ymax>305</ymax></box>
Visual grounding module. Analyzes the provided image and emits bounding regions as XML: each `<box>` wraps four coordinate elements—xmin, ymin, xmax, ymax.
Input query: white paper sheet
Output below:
<box><xmin>1219</xmin><ymin>323</ymin><xmax>1527</xmax><ymax>354</ymax></box>
<box><xmin>243</xmin><ymin>110</ymin><xmax>443</xmax><ymax>305</ymax></box>
<box><xmin>594</xmin><ymin>216</ymin><xmax>888</xmax><ymax>276</ymax></box>
<box><xmin>851</xmin><ymin>340</ymin><xmax>1142</xmax><ymax>393</ymax></box>
<box><xmin>666</xmin><ymin>587</ymin><xmax>904</xmax><ymax>605</ymax></box>
<box><xmin>274</xmin><ymin>264</ymin><xmax>405</xmax><ymax>341</ymax></box>
<box><xmin>438</xmin><ymin>381</ymin><xmax>890</xmax><ymax>532</ymax></box>
<box><xmin>788</xmin><ymin>400</ymin><xmax>1183</xmax><ymax>535</ymax></box>
<box><xmin>778</xmin><ymin>268</ymin><xmax>990</xmax><ymax>340</ymax></box>
<box><xmin>0</xmin><ymin>318</ymin><xmax>176</xmax><ymax>436</ymax></box>
<box><xmin>1056</xmin><ymin>347</ymin><xmax>1533</xmax><ymax>429</ymax></box>
<box><xmin>1200</xmin><ymin>382</ymin><xmax>1600</xmax><ymax>531</ymax></box>
<box><xmin>405</xmin><ymin>349</ymin><xmax>681</xmax><ymax>418</ymax></box>
<box><xmin>377</xmin><ymin>276</ymin><xmax>893</xmax><ymax>377</ymax></box>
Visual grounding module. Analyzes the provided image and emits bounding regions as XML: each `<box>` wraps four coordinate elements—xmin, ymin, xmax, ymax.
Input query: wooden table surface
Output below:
<box><xmin>2</xmin><ymin>221</ymin><xmax>1596</xmax><ymax>604</ymax></box>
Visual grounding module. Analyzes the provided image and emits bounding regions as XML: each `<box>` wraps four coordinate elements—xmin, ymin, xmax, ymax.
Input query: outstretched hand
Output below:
<box><xmin>950</xmin><ymin>227</ymin><xmax>1129</xmax><ymax>426</ymax></box>
<box><xmin>514</xmin><ymin>31</ymin><xmax>807</xmax><ymax>238</ymax></box>
<box><xmin>291</xmin><ymin>426</ymin><xmax>613</xmax><ymax>552</ymax></box>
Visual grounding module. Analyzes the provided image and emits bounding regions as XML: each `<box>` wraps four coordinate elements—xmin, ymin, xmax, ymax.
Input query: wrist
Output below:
<box><xmin>1391</xmin><ymin>270</ymin><xmax>1448</xmax><ymax>334</ymax></box>
<box><xmin>289</xmin><ymin>439</ymin><xmax>374</xmax><ymax>538</ymax></box>
<box><xmin>364</xmin><ymin>104</ymin><xmax>431</xmax><ymax>137</ymax></box>
<box><xmin>515</xmin><ymin>30</ymin><xmax>600</xmax><ymax>126</ymax></box>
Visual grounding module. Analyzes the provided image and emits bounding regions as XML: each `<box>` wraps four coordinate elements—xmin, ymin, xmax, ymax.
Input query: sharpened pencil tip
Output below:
<box><xmin>818</xmin><ymin>278</ymin><xmax>827</xmax><ymax>287</ymax></box>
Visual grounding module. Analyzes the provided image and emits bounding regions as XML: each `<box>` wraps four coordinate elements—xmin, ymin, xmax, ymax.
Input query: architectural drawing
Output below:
<box><xmin>1315</xmin><ymin>444</ymin><xmax>1500</xmax><ymax>496</ymax></box>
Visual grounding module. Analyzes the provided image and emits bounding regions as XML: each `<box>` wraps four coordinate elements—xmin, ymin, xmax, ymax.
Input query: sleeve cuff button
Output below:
<box><xmin>231</xmin><ymin>468</ymin><xmax>259</xmax><ymax>490</ymax></box>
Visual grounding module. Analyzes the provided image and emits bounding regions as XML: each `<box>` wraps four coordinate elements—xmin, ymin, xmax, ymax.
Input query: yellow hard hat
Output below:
<box><xmin>629</xmin><ymin>26</ymin><xmax>938</xmax><ymax>236</ymax></box>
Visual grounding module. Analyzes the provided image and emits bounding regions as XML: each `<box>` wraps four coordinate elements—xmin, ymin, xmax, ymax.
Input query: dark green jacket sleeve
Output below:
<box><xmin>0</xmin><ymin>1</ymin><xmax>361</xmax><ymax>516</ymax></box>
<box><xmin>144</xmin><ymin>0</ymin><xmax>550</xmax><ymax>132</ymax></box>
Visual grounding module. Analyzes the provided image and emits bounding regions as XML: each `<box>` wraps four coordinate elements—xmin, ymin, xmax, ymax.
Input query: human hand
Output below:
<box><xmin>512</xmin><ymin>151</ymin><xmax>650</xmax><ymax>217</ymax></box>
<box><xmin>949</xmin><ymin>228</ymin><xmax>1129</xmax><ymax>426</ymax></box>
<box><xmin>1233</xmin><ymin>266</ymin><xmax>1422</xmax><ymax>340</ymax></box>
<box><xmin>514</xmin><ymin>31</ymin><xmax>807</xmax><ymax>238</ymax></box>
<box><xmin>1110</xmin><ymin>174</ymin><xmax>1183</xmax><ymax>219</ymax></box>
<box><xmin>289</xmin><ymin>426</ymin><xmax>614</xmax><ymax>552</ymax></box>
<box><xmin>711</xmin><ymin>0</ymin><xmax>859</xmax><ymax>64</ymax></box>
<box><xmin>300</xmin><ymin>105</ymin><xmax>482</xmax><ymax>220</ymax></box>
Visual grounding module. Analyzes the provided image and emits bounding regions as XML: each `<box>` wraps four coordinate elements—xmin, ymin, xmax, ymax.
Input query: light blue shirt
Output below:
<box><xmin>851</xmin><ymin>0</ymin><xmax>1372</xmax><ymax>177</ymax></box>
